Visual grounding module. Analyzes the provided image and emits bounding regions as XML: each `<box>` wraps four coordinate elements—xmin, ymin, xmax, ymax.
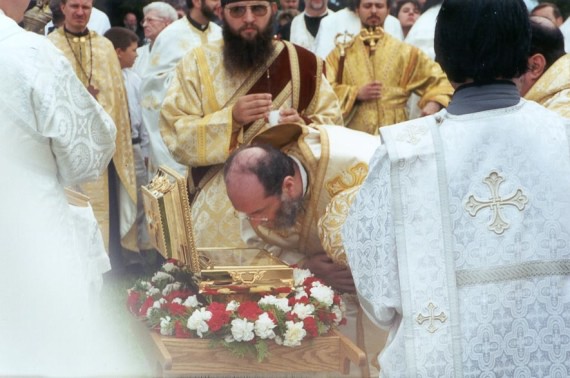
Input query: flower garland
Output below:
<box><xmin>127</xmin><ymin>259</ymin><xmax>347</xmax><ymax>361</ymax></box>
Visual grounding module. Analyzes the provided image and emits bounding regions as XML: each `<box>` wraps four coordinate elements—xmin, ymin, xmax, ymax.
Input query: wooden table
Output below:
<box><xmin>131</xmin><ymin>318</ymin><xmax>366</xmax><ymax>377</ymax></box>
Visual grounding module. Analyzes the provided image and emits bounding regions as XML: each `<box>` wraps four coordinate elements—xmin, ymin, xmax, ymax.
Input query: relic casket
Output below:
<box><xmin>142</xmin><ymin>166</ymin><xmax>294</xmax><ymax>295</ymax></box>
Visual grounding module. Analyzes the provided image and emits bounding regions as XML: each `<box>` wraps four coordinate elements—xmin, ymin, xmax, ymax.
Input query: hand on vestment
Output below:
<box><xmin>270</xmin><ymin>108</ymin><xmax>302</xmax><ymax>124</ymax></box>
<box><xmin>304</xmin><ymin>252</ymin><xmax>356</xmax><ymax>293</ymax></box>
<box><xmin>232</xmin><ymin>93</ymin><xmax>273</xmax><ymax>126</ymax></box>
<box><xmin>421</xmin><ymin>100</ymin><xmax>442</xmax><ymax>116</ymax></box>
<box><xmin>357</xmin><ymin>81</ymin><xmax>382</xmax><ymax>101</ymax></box>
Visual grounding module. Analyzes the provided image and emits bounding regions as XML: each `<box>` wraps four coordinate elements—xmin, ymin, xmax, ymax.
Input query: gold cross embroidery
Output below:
<box><xmin>416</xmin><ymin>302</ymin><xmax>447</xmax><ymax>333</ymax></box>
<box><xmin>465</xmin><ymin>171</ymin><xmax>528</xmax><ymax>235</ymax></box>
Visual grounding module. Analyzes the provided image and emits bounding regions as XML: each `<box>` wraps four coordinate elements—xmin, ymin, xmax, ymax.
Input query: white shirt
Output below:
<box><xmin>289</xmin><ymin>9</ymin><xmax>334</xmax><ymax>52</ymax></box>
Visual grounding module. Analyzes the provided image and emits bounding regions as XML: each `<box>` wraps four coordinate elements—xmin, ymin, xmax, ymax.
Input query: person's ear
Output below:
<box><xmin>281</xmin><ymin>175</ymin><xmax>295</xmax><ymax>197</ymax></box>
<box><xmin>527</xmin><ymin>53</ymin><xmax>547</xmax><ymax>80</ymax></box>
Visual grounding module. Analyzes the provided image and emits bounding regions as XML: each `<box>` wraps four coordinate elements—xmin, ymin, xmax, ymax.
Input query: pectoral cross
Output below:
<box><xmin>416</xmin><ymin>302</ymin><xmax>447</xmax><ymax>333</ymax></box>
<box><xmin>465</xmin><ymin>171</ymin><xmax>528</xmax><ymax>235</ymax></box>
<box><xmin>87</xmin><ymin>84</ymin><xmax>99</xmax><ymax>100</ymax></box>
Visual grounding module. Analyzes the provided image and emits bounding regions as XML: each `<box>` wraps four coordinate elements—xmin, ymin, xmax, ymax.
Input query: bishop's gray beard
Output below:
<box><xmin>222</xmin><ymin>18</ymin><xmax>275</xmax><ymax>75</ymax></box>
<box><xmin>271</xmin><ymin>195</ymin><xmax>304</xmax><ymax>230</ymax></box>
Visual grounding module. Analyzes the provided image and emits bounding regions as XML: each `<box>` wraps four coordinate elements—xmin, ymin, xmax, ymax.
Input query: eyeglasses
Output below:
<box><xmin>225</xmin><ymin>3</ymin><xmax>270</xmax><ymax>18</ymax></box>
<box><xmin>141</xmin><ymin>16</ymin><xmax>164</xmax><ymax>25</ymax></box>
<box><xmin>233</xmin><ymin>210</ymin><xmax>269</xmax><ymax>223</ymax></box>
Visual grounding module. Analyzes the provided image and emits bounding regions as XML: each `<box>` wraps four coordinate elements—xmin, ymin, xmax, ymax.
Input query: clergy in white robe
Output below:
<box><xmin>561</xmin><ymin>17</ymin><xmax>570</xmax><ymax>53</ymax></box>
<box><xmin>343</xmin><ymin>1</ymin><xmax>570</xmax><ymax>376</ymax></box>
<box><xmin>289</xmin><ymin>0</ymin><xmax>334</xmax><ymax>51</ymax></box>
<box><xmin>141</xmin><ymin>11</ymin><xmax>222</xmax><ymax>175</ymax></box>
<box><xmin>313</xmin><ymin>7</ymin><xmax>403</xmax><ymax>59</ymax></box>
<box><xmin>0</xmin><ymin>5</ymin><xmax>115</xmax><ymax>375</ymax></box>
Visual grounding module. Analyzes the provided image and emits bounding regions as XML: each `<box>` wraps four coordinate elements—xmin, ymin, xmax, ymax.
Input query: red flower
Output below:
<box><xmin>333</xmin><ymin>294</ymin><xmax>342</xmax><ymax>305</ymax></box>
<box><xmin>174</xmin><ymin>320</ymin><xmax>191</xmax><ymax>338</ymax></box>
<box><xmin>167</xmin><ymin>302</ymin><xmax>188</xmax><ymax>317</ymax></box>
<box><xmin>127</xmin><ymin>291</ymin><xmax>141</xmax><ymax>314</ymax></box>
<box><xmin>139</xmin><ymin>296</ymin><xmax>155</xmax><ymax>317</ymax></box>
<box><xmin>207</xmin><ymin>302</ymin><xmax>231</xmax><ymax>332</ymax></box>
<box><xmin>303</xmin><ymin>277</ymin><xmax>321</xmax><ymax>288</ymax></box>
<box><xmin>303</xmin><ymin>317</ymin><xmax>319</xmax><ymax>337</ymax></box>
<box><xmin>274</xmin><ymin>287</ymin><xmax>292</xmax><ymax>294</ymax></box>
<box><xmin>164</xmin><ymin>290</ymin><xmax>193</xmax><ymax>303</ymax></box>
<box><xmin>237</xmin><ymin>301</ymin><xmax>263</xmax><ymax>321</ymax></box>
<box><xmin>316</xmin><ymin>309</ymin><xmax>335</xmax><ymax>323</ymax></box>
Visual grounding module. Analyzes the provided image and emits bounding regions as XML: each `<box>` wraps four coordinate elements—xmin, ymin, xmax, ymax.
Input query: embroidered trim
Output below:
<box><xmin>456</xmin><ymin>260</ymin><xmax>570</xmax><ymax>287</ymax></box>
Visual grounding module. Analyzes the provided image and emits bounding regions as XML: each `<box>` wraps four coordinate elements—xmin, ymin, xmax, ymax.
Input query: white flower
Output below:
<box><xmin>293</xmin><ymin>268</ymin><xmax>313</xmax><ymax>286</ymax></box>
<box><xmin>172</xmin><ymin>298</ymin><xmax>183</xmax><ymax>304</ymax></box>
<box><xmin>162</xmin><ymin>282</ymin><xmax>181</xmax><ymax>296</ymax></box>
<box><xmin>146</xmin><ymin>307</ymin><xmax>156</xmax><ymax>317</ymax></box>
<box><xmin>162</xmin><ymin>262</ymin><xmax>178</xmax><ymax>273</ymax></box>
<box><xmin>291</xmin><ymin>303</ymin><xmax>315</xmax><ymax>320</ymax></box>
<box><xmin>274</xmin><ymin>335</ymin><xmax>283</xmax><ymax>345</ymax></box>
<box><xmin>230</xmin><ymin>318</ymin><xmax>255</xmax><ymax>342</ymax></box>
<box><xmin>310</xmin><ymin>284</ymin><xmax>334</xmax><ymax>306</ymax></box>
<box><xmin>183</xmin><ymin>295</ymin><xmax>200</xmax><ymax>308</ymax></box>
<box><xmin>224</xmin><ymin>334</ymin><xmax>235</xmax><ymax>343</ymax></box>
<box><xmin>151</xmin><ymin>271</ymin><xmax>174</xmax><ymax>284</ymax></box>
<box><xmin>226</xmin><ymin>300</ymin><xmax>240</xmax><ymax>312</ymax></box>
<box><xmin>258</xmin><ymin>295</ymin><xmax>291</xmax><ymax>312</ymax></box>
<box><xmin>283</xmin><ymin>321</ymin><xmax>306</xmax><ymax>347</ymax></box>
<box><xmin>160</xmin><ymin>316</ymin><xmax>174</xmax><ymax>336</ymax></box>
<box><xmin>153</xmin><ymin>298</ymin><xmax>166</xmax><ymax>309</ymax></box>
<box><xmin>187</xmin><ymin>308</ymin><xmax>212</xmax><ymax>337</ymax></box>
<box><xmin>254</xmin><ymin>313</ymin><xmax>276</xmax><ymax>339</ymax></box>
<box><xmin>139</xmin><ymin>281</ymin><xmax>152</xmax><ymax>290</ymax></box>
<box><xmin>146</xmin><ymin>287</ymin><xmax>160</xmax><ymax>297</ymax></box>
<box><xmin>294</xmin><ymin>287</ymin><xmax>308</xmax><ymax>300</ymax></box>
<box><xmin>332</xmin><ymin>305</ymin><xmax>344</xmax><ymax>325</ymax></box>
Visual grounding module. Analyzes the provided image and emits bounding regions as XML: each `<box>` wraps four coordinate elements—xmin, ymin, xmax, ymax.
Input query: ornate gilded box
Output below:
<box><xmin>142</xmin><ymin>167</ymin><xmax>293</xmax><ymax>295</ymax></box>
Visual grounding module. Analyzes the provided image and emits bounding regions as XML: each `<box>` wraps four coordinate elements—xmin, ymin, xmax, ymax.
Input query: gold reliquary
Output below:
<box><xmin>142</xmin><ymin>166</ymin><xmax>294</xmax><ymax>296</ymax></box>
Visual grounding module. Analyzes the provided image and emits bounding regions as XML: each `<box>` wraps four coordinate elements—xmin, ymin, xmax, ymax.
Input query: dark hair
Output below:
<box><xmin>392</xmin><ymin>0</ymin><xmax>420</xmax><ymax>17</ymax></box>
<box><xmin>354</xmin><ymin>0</ymin><xmax>392</xmax><ymax>10</ymax></box>
<box><xmin>104</xmin><ymin>27</ymin><xmax>139</xmax><ymax>50</ymax></box>
<box><xmin>531</xmin><ymin>3</ymin><xmax>563</xmax><ymax>20</ymax></box>
<box><xmin>434</xmin><ymin>0</ymin><xmax>530</xmax><ymax>84</ymax></box>
<box><xmin>529</xmin><ymin>16</ymin><xmax>565</xmax><ymax>70</ymax></box>
<box><xmin>224</xmin><ymin>144</ymin><xmax>295</xmax><ymax>197</ymax></box>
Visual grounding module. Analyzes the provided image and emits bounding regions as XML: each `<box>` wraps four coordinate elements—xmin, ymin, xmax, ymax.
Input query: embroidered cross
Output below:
<box><xmin>465</xmin><ymin>171</ymin><xmax>528</xmax><ymax>235</ymax></box>
<box><xmin>416</xmin><ymin>302</ymin><xmax>447</xmax><ymax>333</ymax></box>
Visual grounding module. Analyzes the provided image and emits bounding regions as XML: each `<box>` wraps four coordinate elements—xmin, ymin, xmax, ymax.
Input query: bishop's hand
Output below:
<box><xmin>304</xmin><ymin>252</ymin><xmax>356</xmax><ymax>294</ymax></box>
<box><xmin>232</xmin><ymin>93</ymin><xmax>273</xmax><ymax>127</ymax></box>
<box><xmin>357</xmin><ymin>81</ymin><xmax>382</xmax><ymax>102</ymax></box>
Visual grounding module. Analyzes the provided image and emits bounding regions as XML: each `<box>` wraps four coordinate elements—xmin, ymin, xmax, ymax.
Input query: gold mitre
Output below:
<box><xmin>24</xmin><ymin>0</ymin><xmax>53</xmax><ymax>35</ymax></box>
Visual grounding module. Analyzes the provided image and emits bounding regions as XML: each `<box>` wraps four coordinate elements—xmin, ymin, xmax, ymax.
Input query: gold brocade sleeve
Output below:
<box><xmin>401</xmin><ymin>47</ymin><xmax>454</xmax><ymax>109</ymax></box>
<box><xmin>160</xmin><ymin>50</ymin><xmax>233</xmax><ymax>168</ymax></box>
<box><xmin>326</xmin><ymin>48</ymin><xmax>359</xmax><ymax>121</ymax></box>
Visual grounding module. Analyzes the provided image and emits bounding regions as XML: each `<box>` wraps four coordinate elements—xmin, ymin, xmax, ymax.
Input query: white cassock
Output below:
<box><xmin>133</xmin><ymin>43</ymin><xmax>151</xmax><ymax>77</ymax></box>
<box><xmin>44</xmin><ymin>6</ymin><xmax>111</xmax><ymax>35</ymax></box>
<box><xmin>289</xmin><ymin>9</ymin><xmax>335</xmax><ymax>52</ymax></box>
<box><xmin>561</xmin><ymin>17</ymin><xmax>570</xmax><ymax>53</ymax></box>
<box><xmin>343</xmin><ymin>99</ymin><xmax>570</xmax><ymax>377</ymax></box>
<box><xmin>313</xmin><ymin>8</ymin><xmax>403</xmax><ymax>59</ymax></box>
<box><xmin>141</xmin><ymin>17</ymin><xmax>221</xmax><ymax>175</ymax></box>
<box><xmin>0</xmin><ymin>10</ymin><xmax>116</xmax><ymax>375</ymax></box>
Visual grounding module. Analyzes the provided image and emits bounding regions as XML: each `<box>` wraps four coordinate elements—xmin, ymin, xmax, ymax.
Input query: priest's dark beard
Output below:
<box><xmin>222</xmin><ymin>17</ymin><xmax>275</xmax><ymax>75</ymax></box>
<box><xmin>271</xmin><ymin>195</ymin><xmax>304</xmax><ymax>230</ymax></box>
<box><xmin>201</xmin><ymin>2</ymin><xmax>217</xmax><ymax>22</ymax></box>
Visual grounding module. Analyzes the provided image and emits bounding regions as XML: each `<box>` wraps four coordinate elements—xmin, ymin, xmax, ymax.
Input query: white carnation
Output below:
<box><xmin>310</xmin><ymin>284</ymin><xmax>334</xmax><ymax>306</ymax></box>
<box><xmin>294</xmin><ymin>287</ymin><xmax>308</xmax><ymax>300</ymax></box>
<box><xmin>162</xmin><ymin>282</ymin><xmax>181</xmax><ymax>296</ymax></box>
<box><xmin>254</xmin><ymin>313</ymin><xmax>276</xmax><ymax>339</ymax></box>
<box><xmin>230</xmin><ymin>318</ymin><xmax>255</xmax><ymax>342</ymax></box>
<box><xmin>160</xmin><ymin>316</ymin><xmax>174</xmax><ymax>336</ymax></box>
<box><xmin>226</xmin><ymin>300</ymin><xmax>240</xmax><ymax>312</ymax></box>
<box><xmin>293</xmin><ymin>268</ymin><xmax>313</xmax><ymax>286</ymax></box>
<box><xmin>146</xmin><ymin>287</ymin><xmax>160</xmax><ymax>297</ymax></box>
<box><xmin>153</xmin><ymin>298</ymin><xmax>166</xmax><ymax>308</ymax></box>
<box><xmin>291</xmin><ymin>303</ymin><xmax>315</xmax><ymax>320</ymax></box>
<box><xmin>140</xmin><ymin>281</ymin><xmax>152</xmax><ymax>290</ymax></box>
<box><xmin>283</xmin><ymin>321</ymin><xmax>306</xmax><ymax>347</ymax></box>
<box><xmin>172</xmin><ymin>297</ymin><xmax>183</xmax><ymax>304</ymax></box>
<box><xmin>162</xmin><ymin>262</ymin><xmax>178</xmax><ymax>273</ymax></box>
<box><xmin>183</xmin><ymin>295</ymin><xmax>200</xmax><ymax>308</ymax></box>
<box><xmin>258</xmin><ymin>295</ymin><xmax>291</xmax><ymax>312</ymax></box>
<box><xmin>151</xmin><ymin>271</ymin><xmax>175</xmax><ymax>284</ymax></box>
<box><xmin>187</xmin><ymin>308</ymin><xmax>212</xmax><ymax>337</ymax></box>
<box><xmin>332</xmin><ymin>305</ymin><xmax>344</xmax><ymax>325</ymax></box>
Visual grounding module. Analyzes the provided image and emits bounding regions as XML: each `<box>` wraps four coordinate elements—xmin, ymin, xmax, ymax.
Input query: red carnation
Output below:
<box><xmin>167</xmin><ymin>302</ymin><xmax>188</xmax><ymax>317</ymax></box>
<box><xmin>303</xmin><ymin>317</ymin><xmax>319</xmax><ymax>337</ymax></box>
<box><xmin>207</xmin><ymin>302</ymin><xmax>231</xmax><ymax>332</ymax></box>
<box><xmin>174</xmin><ymin>320</ymin><xmax>191</xmax><ymax>338</ymax></box>
<box><xmin>127</xmin><ymin>291</ymin><xmax>141</xmax><ymax>314</ymax></box>
<box><xmin>333</xmin><ymin>294</ymin><xmax>342</xmax><ymax>305</ymax></box>
<box><xmin>139</xmin><ymin>296</ymin><xmax>155</xmax><ymax>317</ymax></box>
<box><xmin>237</xmin><ymin>301</ymin><xmax>263</xmax><ymax>321</ymax></box>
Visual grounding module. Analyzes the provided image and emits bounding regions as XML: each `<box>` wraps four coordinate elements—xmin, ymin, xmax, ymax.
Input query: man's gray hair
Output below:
<box><xmin>143</xmin><ymin>1</ymin><xmax>178</xmax><ymax>22</ymax></box>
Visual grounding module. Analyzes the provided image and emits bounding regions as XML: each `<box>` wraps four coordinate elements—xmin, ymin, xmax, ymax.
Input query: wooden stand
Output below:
<box><xmin>131</xmin><ymin>318</ymin><xmax>366</xmax><ymax>377</ymax></box>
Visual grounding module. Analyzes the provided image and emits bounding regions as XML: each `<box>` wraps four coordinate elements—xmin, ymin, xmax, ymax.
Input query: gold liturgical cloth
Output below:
<box><xmin>142</xmin><ymin>167</ymin><xmax>293</xmax><ymax>293</ymax></box>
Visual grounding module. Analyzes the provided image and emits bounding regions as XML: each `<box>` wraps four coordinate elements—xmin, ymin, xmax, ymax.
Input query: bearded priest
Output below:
<box><xmin>48</xmin><ymin>0</ymin><xmax>139</xmax><ymax>265</ymax></box>
<box><xmin>159</xmin><ymin>0</ymin><xmax>342</xmax><ymax>248</ymax></box>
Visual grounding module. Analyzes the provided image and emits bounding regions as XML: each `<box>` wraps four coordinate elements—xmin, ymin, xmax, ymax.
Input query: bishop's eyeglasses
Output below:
<box><xmin>225</xmin><ymin>3</ymin><xmax>270</xmax><ymax>18</ymax></box>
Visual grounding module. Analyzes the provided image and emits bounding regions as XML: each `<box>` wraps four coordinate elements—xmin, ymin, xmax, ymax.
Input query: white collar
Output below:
<box><xmin>290</xmin><ymin>155</ymin><xmax>308</xmax><ymax>196</ymax></box>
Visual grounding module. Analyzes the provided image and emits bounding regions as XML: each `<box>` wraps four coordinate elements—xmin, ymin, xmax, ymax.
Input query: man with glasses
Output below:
<box><xmin>159</xmin><ymin>0</ymin><xmax>342</xmax><ymax>249</ymax></box>
<box><xmin>140</xmin><ymin>0</ymin><xmax>222</xmax><ymax>177</ymax></box>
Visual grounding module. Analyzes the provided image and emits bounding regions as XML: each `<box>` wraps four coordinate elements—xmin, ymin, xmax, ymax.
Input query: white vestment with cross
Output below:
<box><xmin>343</xmin><ymin>101</ymin><xmax>570</xmax><ymax>377</ymax></box>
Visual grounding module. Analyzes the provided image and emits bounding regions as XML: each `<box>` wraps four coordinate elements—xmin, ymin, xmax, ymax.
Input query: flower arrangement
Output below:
<box><xmin>127</xmin><ymin>259</ymin><xmax>347</xmax><ymax>361</ymax></box>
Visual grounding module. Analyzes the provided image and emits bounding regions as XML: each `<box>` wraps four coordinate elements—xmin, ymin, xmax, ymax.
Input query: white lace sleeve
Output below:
<box><xmin>33</xmin><ymin>43</ymin><xmax>116</xmax><ymax>186</ymax></box>
<box><xmin>342</xmin><ymin>145</ymin><xmax>401</xmax><ymax>328</ymax></box>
